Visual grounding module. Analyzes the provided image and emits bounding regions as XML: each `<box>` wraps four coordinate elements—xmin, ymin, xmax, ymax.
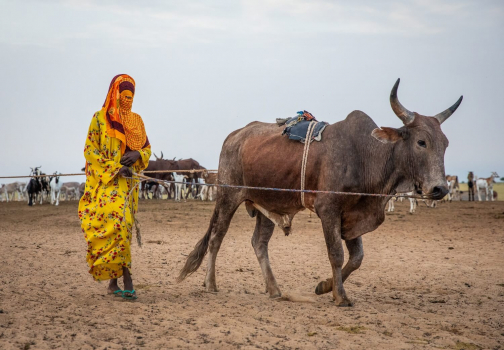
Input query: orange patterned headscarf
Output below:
<box><xmin>102</xmin><ymin>74</ymin><xmax>149</xmax><ymax>153</ymax></box>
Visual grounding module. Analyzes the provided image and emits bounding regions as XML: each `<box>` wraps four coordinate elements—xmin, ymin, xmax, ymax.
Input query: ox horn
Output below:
<box><xmin>153</xmin><ymin>152</ymin><xmax>160</xmax><ymax>160</ymax></box>
<box><xmin>160</xmin><ymin>151</ymin><xmax>164</xmax><ymax>159</ymax></box>
<box><xmin>390</xmin><ymin>78</ymin><xmax>415</xmax><ymax>125</ymax></box>
<box><xmin>434</xmin><ymin>95</ymin><xmax>463</xmax><ymax>124</ymax></box>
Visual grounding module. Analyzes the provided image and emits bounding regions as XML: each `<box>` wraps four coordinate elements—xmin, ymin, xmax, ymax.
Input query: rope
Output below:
<box><xmin>0</xmin><ymin>169</ymin><xmax>218</xmax><ymax>179</ymax></box>
<box><xmin>122</xmin><ymin>172</ymin><xmax>145</xmax><ymax>248</ymax></box>
<box><xmin>300</xmin><ymin>121</ymin><xmax>317</xmax><ymax>208</ymax></box>
<box><xmin>127</xmin><ymin>173</ymin><xmax>432</xmax><ymax>200</ymax></box>
<box><xmin>0</xmin><ymin>173</ymin><xmax>85</xmax><ymax>179</ymax></box>
<box><xmin>119</xmin><ymin>172</ymin><xmax>432</xmax><ymax>248</ymax></box>
<box><xmin>144</xmin><ymin>169</ymin><xmax>217</xmax><ymax>174</ymax></box>
<box><xmin>2</xmin><ymin>171</ymin><xmax>433</xmax><ymax>201</ymax></box>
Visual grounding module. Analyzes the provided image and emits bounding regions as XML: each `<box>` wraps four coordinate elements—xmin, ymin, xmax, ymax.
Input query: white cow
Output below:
<box><xmin>200</xmin><ymin>172</ymin><xmax>218</xmax><ymax>201</ymax></box>
<box><xmin>172</xmin><ymin>173</ymin><xmax>188</xmax><ymax>202</ymax></box>
<box><xmin>476</xmin><ymin>172</ymin><xmax>499</xmax><ymax>201</ymax></box>
<box><xmin>387</xmin><ymin>192</ymin><xmax>417</xmax><ymax>214</ymax></box>
<box><xmin>50</xmin><ymin>173</ymin><xmax>63</xmax><ymax>206</ymax></box>
<box><xmin>198</xmin><ymin>178</ymin><xmax>209</xmax><ymax>201</ymax></box>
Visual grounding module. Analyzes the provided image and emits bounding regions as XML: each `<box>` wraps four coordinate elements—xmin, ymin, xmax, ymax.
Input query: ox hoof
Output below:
<box><xmin>269</xmin><ymin>293</ymin><xmax>282</xmax><ymax>299</ymax></box>
<box><xmin>336</xmin><ymin>298</ymin><xmax>353</xmax><ymax>307</ymax></box>
<box><xmin>315</xmin><ymin>280</ymin><xmax>332</xmax><ymax>295</ymax></box>
<box><xmin>204</xmin><ymin>284</ymin><xmax>218</xmax><ymax>293</ymax></box>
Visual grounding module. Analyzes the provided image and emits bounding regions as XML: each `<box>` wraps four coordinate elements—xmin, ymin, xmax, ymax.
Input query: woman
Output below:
<box><xmin>78</xmin><ymin>74</ymin><xmax>151</xmax><ymax>299</ymax></box>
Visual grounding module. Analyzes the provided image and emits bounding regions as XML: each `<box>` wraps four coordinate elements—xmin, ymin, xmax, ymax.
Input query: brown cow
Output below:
<box><xmin>178</xmin><ymin>79</ymin><xmax>462</xmax><ymax>306</ymax></box>
<box><xmin>141</xmin><ymin>153</ymin><xmax>179</xmax><ymax>199</ymax></box>
<box><xmin>200</xmin><ymin>172</ymin><xmax>218</xmax><ymax>201</ymax></box>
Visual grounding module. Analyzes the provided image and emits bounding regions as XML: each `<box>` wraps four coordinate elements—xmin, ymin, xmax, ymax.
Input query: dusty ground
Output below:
<box><xmin>0</xmin><ymin>198</ymin><xmax>503</xmax><ymax>350</ymax></box>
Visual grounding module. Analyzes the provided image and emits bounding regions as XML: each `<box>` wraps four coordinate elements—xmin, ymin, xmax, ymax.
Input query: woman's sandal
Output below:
<box><xmin>121</xmin><ymin>290</ymin><xmax>137</xmax><ymax>300</ymax></box>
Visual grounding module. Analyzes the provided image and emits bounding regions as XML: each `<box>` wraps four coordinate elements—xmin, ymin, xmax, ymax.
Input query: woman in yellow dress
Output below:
<box><xmin>78</xmin><ymin>74</ymin><xmax>151</xmax><ymax>299</ymax></box>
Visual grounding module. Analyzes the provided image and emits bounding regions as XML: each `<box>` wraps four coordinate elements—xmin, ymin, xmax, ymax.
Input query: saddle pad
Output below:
<box><xmin>281</xmin><ymin>116</ymin><xmax>328</xmax><ymax>143</ymax></box>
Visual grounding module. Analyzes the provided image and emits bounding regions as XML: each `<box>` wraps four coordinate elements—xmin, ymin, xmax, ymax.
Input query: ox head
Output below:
<box><xmin>153</xmin><ymin>152</ymin><xmax>164</xmax><ymax>161</ymax></box>
<box><xmin>372</xmin><ymin>79</ymin><xmax>463</xmax><ymax>200</ymax></box>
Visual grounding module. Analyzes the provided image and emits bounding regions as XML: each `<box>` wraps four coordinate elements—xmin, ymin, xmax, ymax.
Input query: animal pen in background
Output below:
<box><xmin>0</xmin><ymin>168</ymin><xmax>85</xmax><ymax>205</ymax></box>
<box><xmin>457</xmin><ymin>171</ymin><xmax>500</xmax><ymax>201</ymax></box>
<box><xmin>140</xmin><ymin>152</ymin><xmax>217</xmax><ymax>201</ymax></box>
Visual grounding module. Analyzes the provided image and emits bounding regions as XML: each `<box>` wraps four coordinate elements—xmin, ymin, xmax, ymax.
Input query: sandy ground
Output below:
<box><xmin>0</xmin><ymin>198</ymin><xmax>503</xmax><ymax>350</ymax></box>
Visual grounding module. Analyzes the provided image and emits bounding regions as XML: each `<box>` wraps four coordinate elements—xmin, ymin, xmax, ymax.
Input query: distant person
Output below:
<box><xmin>467</xmin><ymin>171</ymin><xmax>474</xmax><ymax>201</ymax></box>
<box><xmin>78</xmin><ymin>74</ymin><xmax>151</xmax><ymax>300</ymax></box>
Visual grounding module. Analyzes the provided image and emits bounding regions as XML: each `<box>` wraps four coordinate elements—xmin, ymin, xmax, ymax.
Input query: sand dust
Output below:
<box><xmin>0</xmin><ymin>199</ymin><xmax>503</xmax><ymax>349</ymax></box>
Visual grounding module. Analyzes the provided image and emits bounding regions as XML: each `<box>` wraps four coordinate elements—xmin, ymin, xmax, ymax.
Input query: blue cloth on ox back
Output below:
<box><xmin>280</xmin><ymin>111</ymin><xmax>328</xmax><ymax>143</ymax></box>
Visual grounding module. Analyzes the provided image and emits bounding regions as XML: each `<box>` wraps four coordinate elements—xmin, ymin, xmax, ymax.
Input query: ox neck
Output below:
<box><xmin>364</xmin><ymin>141</ymin><xmax>410</xmax><ymax>196</ymax></box>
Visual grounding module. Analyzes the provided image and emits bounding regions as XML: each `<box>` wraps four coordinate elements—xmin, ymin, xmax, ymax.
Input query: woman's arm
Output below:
<box><xmin>83</xmin><ymin>112</ymin><xmax>122</xmax><ymax>185</ymax></box>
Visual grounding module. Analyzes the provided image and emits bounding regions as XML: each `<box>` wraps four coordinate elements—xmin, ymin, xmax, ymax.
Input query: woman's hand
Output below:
<box><xmin>120</xmin><ymin>151</ymin><xmax>141</xmax><ymax>167</ymax></box>
<box><xmin>118</xmin><ymin>166</ymin><xmax>132</xmax><ymax>178</ymax></box>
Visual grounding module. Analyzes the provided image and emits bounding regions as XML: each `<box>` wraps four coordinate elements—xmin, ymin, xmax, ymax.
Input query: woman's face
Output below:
<box><xmin>120</xmin><ymin>90</ymin><xmax>134</xmax><ymax>111</ymax></box>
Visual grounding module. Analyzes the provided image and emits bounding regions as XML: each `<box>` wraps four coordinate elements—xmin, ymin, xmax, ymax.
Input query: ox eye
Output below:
<box><xmin>417</xmin><ymin>140</ymin><xmax>426</xmax><ymax>148</ymax></box>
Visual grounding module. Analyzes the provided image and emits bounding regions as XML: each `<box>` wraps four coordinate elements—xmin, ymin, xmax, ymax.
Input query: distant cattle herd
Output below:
<box><xmin>0</xmin><ymin>153</ymin><xmax>218</xmax><ymax>205</ymax></box>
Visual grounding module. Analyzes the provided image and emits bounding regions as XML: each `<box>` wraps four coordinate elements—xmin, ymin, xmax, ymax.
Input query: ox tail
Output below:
<box><xmin>177</xmin><ymin>208</ymin><xmax>217</xmax><ymax>282</ymax></box>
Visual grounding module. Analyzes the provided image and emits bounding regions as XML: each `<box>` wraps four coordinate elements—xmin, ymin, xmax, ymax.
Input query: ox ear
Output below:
<box><xmin>371</xmin><ymin>127</ymin><xmax>403</xmax><ymax>144</ymax></box>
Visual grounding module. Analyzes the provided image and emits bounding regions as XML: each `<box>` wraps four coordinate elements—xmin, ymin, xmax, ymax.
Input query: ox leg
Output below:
<box><xmin>477</xmin><ymin>187</ymin><xmax>482</xmax><ymax>201</ymax></box>
<box><xmin>168</xmin><ymin>184</ymin><xmax>174</xmax><ymax>200</ymax></box>
<box><xmin>409</xmin><ymin>198</ymin><xmax>414</xmax><ymax>214</ymax></box>
<box><xmin>387</xmin><ymin>198</ymin><xmax>394</xmax><ymax>212</ymax></box>
<box><xmin>183</xmin><ymin>182</ymin><xmax>190</xmax><ymax>200</ymax></box>
<box><xmin>204</xmin><ymin>196</ymin><xmax>241</xmax><ymax>292</ymax></box>
<box><xmin>315</xmin><ymin>237</ymin><xmax>363</xmax><ymax>297</ymax></box>
<box><xmin>318</xmin><ymin>211</ymin><xmax>352</xmax><ymax>306</ymax></box>
<box><xmin>251</xmin><ymin>212</ymin><xmax>281</xmax><ymax>298</ymax></box>
<box><xmin>140</xmin><ymin>182</ymin><xmax>145</xmax><ymax>199</ymax></box>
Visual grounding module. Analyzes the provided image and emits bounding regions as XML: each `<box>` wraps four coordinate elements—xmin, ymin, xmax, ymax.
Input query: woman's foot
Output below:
<box><xmin>122</xmin><ymin>266</ymin><xmax>137</xmax><ymax>299</ymax></box>
<box><xmin>107</xmin><ymin>278</ymin><xmax>122</xmax><ymax>295</ymax></box>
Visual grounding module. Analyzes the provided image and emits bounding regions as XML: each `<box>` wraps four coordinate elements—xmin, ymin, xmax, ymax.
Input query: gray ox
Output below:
<box><xmin>178</xmin><ymin>79</ymin><xmax>462</xmax><ymax>306</ymax></box>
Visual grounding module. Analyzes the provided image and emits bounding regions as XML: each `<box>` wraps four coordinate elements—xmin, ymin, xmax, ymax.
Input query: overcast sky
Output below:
<box><xmin>0</xmin><ymin>0</ymin><xmax>502</xmax><ymax>185</ymax></box>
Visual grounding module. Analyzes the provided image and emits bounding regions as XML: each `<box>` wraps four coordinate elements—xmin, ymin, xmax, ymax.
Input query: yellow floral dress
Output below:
<box><xmin>78</xmin><ymin>110</ymin><xmax>151</xmax><ymax>280</ymax></box>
